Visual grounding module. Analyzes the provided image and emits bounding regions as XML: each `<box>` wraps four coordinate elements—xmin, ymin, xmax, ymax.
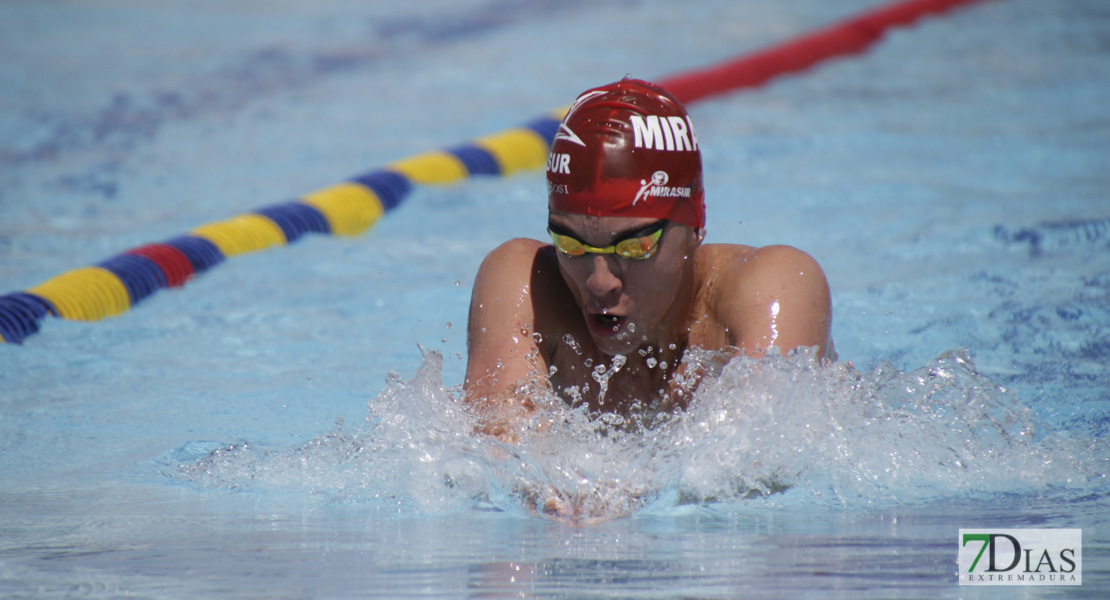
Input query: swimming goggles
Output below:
<box><xmin>548</xmin><ymin>221</ymin><xmax>667</xmax><ymax>260</ymax></box>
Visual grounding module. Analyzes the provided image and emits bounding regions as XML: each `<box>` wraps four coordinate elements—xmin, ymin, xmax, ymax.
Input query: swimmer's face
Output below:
<box><xmin>548</xmin><ymin>211</ymin><xmax>701</xmax><ymax>356</ymax></box>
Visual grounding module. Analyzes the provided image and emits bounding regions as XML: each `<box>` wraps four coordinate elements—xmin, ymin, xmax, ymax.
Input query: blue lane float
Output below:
<box><xmin>0</xmin><ymin>121</ymin><xmax>560</xmax><ymax>344</ymax></box>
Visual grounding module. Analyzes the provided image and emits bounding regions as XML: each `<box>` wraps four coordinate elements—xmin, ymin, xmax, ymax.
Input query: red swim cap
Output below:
<box><xmin>546</xmin><ymin>79</ymin><xmax>705</xmax><ymax>229</ymax></box>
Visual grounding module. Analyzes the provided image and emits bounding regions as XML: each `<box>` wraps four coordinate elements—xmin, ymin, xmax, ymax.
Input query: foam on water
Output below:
<box><xmin>168</xmin><ymin>347</ymin><xmax>1106</xmax><ymax>523</ymax></box>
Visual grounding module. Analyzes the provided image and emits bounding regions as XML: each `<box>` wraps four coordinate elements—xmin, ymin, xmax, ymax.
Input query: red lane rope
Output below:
<box><xmin>659</xmin><ymin>0</ymin><xmax>990</xmax><ymax>104</ymax></box>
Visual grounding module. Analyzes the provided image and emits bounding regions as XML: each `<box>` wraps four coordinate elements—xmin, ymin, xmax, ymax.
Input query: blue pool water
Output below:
<box><xmin>2</xmin><ymin>0</ymin><xmax>1108</xmax><ymax>597</ymax></box>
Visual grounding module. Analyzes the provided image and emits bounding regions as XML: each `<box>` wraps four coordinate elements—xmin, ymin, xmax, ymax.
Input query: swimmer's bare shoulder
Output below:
<box><xmin>694</xmin><ymin>243</ymin><xmax>835</xmax><ymax>360</ymax></box>
<box><xmin>463</xmin><ymin>238</ymin><xmax>576</xmax><ymax>435</ymax></box>
<box><xmin>465</xmin><ymin>238</ymin><xmax>545</xmax><ymax>402</ymax></box>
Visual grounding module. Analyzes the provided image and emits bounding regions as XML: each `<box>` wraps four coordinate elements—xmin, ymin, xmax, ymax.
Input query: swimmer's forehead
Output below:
<box><xmin>548</xmin><ymin>211</ymin><xmax>663</xmax><ymax>243</ymax></box>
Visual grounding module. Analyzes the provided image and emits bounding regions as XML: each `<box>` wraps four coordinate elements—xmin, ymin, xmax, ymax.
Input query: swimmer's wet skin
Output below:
<box><xmin>463</xmin><ymin>78</ymin><xmax>834</xmax><ymax>444</ymax></box>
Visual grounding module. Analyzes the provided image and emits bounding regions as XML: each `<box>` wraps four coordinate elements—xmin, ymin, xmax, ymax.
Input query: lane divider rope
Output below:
<box><xmin>0</xmin><ymin>0</ymin><xmax>987</xmax><ymax>344</ymax></box>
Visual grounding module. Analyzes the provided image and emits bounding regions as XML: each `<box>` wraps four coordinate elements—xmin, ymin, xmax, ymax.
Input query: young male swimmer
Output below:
<box><xmin>464</xmin><ymin>78</ymin><xmax>834</xmax><ymax>440</ymax></box>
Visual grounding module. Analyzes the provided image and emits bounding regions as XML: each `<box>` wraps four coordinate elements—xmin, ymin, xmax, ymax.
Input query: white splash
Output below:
<box><xmin>169</xmin><ymin>348</ymin><xmax>1107</xmax><ymax>523</ymax></box>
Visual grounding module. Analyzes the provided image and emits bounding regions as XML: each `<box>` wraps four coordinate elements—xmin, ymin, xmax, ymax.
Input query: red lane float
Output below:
<box><xmin>125</xmin><ymin>244</ymin><xmax>196</xmax><ymax>288</ymax></box>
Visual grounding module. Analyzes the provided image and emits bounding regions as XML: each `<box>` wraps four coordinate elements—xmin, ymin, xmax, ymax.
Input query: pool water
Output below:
<box><xmin>2</xmin><ymin>0</ymin><xmax>1108</xmax><ymax>597</ymax></box>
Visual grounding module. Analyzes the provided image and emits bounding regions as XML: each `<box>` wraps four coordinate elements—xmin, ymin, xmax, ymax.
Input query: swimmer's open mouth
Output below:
<box><xmin>590</xmin><ymin>313</ymin><xmax>626</xmax><ymax>336</ymax></box>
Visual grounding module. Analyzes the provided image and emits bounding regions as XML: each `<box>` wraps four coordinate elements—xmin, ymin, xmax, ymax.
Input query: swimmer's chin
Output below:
<box><xmin>585</xmin><ymin>314</ymin><xmax>646</xmax><ymax>355</ymax></box>
<box><xmin>588</xmin><ymin>330</ymin><xmax>641</xmax><ymax>357</ymax></box>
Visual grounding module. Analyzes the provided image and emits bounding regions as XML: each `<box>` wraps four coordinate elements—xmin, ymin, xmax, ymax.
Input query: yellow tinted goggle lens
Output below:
<box><xmin>614</xmin><ymin>231</ymin><xmax>661</xmax><ymax>259</ymax></box>
<box><xmin>551</xmin><ymin>233</ymin><xmax>587</xmax><ymax>256</ymax></box>
<box><xmin>549</xmin><ymin>227</ymin><xmax>663</xmax><ymax>260</ymax></box>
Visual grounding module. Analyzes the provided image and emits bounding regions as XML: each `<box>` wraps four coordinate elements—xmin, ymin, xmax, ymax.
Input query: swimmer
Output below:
<box><xmin>464</xmin><ymin>78</ymin><xmax>834</xmax><ymax>440</ymax></box>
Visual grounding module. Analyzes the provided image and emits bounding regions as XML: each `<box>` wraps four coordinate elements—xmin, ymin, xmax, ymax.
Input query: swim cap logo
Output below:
<box><xmin>565</xmin><ymin>90</ymin><xmax>606</xmax><ymax>119</ymax></box>
<box><xmin>547</xmin><ymin>152</ymin><xmax>571</xmax><ymax>174</ymax></box>
<box><xmin>633</xmin><ymin>170</ymin><xmax>691</xmax><ymax>206</ymax></box>
<box><xmin>635</xmin><ymin>171</ymin><xmax>669</xmax><ymax>204</ymax></box>
<box><xmin>630</xmin><ymin>115</ymin><xmax>699</xmax><ymax>152</ymax></box>
<box><xmin>554</xmin><ymin>123</ymin><xmax>586</xmax><ymax>147</ymax></box>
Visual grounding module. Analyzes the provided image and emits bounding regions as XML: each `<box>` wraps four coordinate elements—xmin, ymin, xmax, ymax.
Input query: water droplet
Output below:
<box><xmin>455</xmin><ymin>280</ymin><xmax>461</xmax><ymax>287</ymax></box>
<box><xmin>646</xmin><ymin>357</ymin><xmax>658</xmax><ymax>368</ymax></box>
<box><xmin>589</xmin><ymin>355</ymin><xmax>627</xmax><ymax>405</ymax></box>
<box><xmin>445</xmin><ymin>322</ymin><xmax>452</xmax><ymax>329</ymax></box>
<box><xmin>532</xmin><ymin>332</ymin><xmax>543</xmax><ymax>344</ymax></box>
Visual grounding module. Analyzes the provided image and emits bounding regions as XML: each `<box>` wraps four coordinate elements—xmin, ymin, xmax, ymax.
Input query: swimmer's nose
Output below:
<box><xmin>585</xmin><ymin>254</ymin><xmax>622</xmax><ymax>299</ymax></box>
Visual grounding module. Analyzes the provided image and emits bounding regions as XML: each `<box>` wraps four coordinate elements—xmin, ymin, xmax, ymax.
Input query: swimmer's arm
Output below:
<box><xmin>716</xmin><ymin>245</ymin><xmax>835</xmax><ymax>361</ymax></box>
<box><xmin>464</xmin><ymin>238</ymin><xmax>552</xmax><ymax>440</ymax></box>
